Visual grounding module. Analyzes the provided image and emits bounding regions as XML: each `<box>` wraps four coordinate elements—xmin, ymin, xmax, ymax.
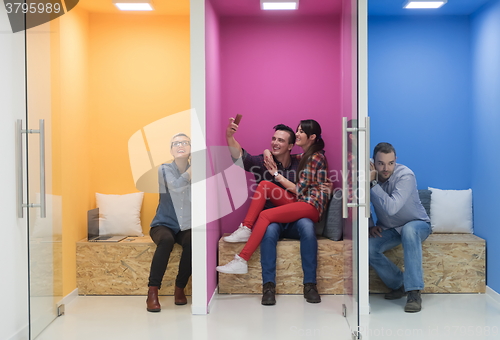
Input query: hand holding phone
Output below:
<box><xmin>234</xmin><ymin>114</ymin><xmax>242</xmax><ymax>125</ymax></box>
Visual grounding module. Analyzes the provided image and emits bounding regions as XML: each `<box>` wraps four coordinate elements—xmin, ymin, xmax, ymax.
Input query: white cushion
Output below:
<box><xmin>95</xmin><ymin>192</ymin><xmax>144</xmax><ymax>236</ymax></box>
<box><xmin>428</xmin><ymin>187</ymin><xmax>473</xmax><ymax>233</ymax></box>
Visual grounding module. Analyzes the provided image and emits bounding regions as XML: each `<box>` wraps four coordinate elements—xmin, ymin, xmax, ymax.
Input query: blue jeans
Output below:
<box><xmin>369</xmin><ymin>220</ymin><xmax>432</xmax><ymax>292</ymax></box>
<box><xmin>260</xmin><ymin>218</ymin><xmax>317</xmax><ymax>285</ymax></box>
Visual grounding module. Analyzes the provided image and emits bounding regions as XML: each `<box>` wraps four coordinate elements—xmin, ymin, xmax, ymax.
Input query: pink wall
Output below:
<box><xmin>205</xmin><ymin>0</ymin><xmax>221</xmax><ymax>305</ymax></box>
<box><xmin>218</xmin><ymin>15</ymin><xmax>343</xmax><ymax>233</ymax></box>
<box><xmin>341</xmin><ymin>0</ymin><xmax>355</xmax><ymax>122</ymax></box>
<box><xmin>205</xmin><ymin>0</ymin><xmax>355</xmax><ymax>309</ymax></box>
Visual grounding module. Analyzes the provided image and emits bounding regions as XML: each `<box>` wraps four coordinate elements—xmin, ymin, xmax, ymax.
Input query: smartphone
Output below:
<box><xmin>234</xmin><ymin>114</ymin><xmax>242</xmax><ymax>125</ymax></box>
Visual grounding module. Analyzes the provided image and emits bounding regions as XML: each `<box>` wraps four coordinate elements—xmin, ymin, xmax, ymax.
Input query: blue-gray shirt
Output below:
<box><xmin>150</xmin><ymin>162</ymin><xmax>191</xmax><ymax>233</ymax></box>
<box><xmin>370</xmin><ymin>163</ymin><xmax>430</xmax><ymax>232</ymax></box>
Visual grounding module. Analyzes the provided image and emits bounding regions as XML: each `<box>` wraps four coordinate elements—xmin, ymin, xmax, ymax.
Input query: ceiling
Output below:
<box><xmin>368</xmin><ymin>0</ymin><xmax>493</xmax><ymax>16</ymax></box>
<box><xmin>76</xmin><ymin>0</ymin><xmax>189</xmax><ymax>15</ymax></box>
<box><xmin>209</xmin><ymin>0</ymin><xmax>342</xmax><ymax>17</ymax></box>
<box><xmin>208</xmin><ymin>0</ymin><xmax>494</xmax><ymax>17</ymax></box>
<box><xmin>74</xmin><ymin>0</ymin><xmax>494</xmax><ymax>17</ymax></box>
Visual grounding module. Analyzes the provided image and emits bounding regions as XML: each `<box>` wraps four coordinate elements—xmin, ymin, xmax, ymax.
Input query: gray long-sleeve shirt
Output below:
<box><xmin>370</xmin><ymin>163</ymin><xmax>430</xmax><ymax>233</ymax></box>
<box><xmin>150</xmin><ymin>162</ymin><xmax>191</xmax><ymax>232</ymax></box>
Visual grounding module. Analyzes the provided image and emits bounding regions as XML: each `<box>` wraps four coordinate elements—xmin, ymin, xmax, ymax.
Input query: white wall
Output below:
<box><xmin>190</xmin><ymin>0</ymin><xmax>208</xmax><ymax>314</ymax></box>
<box><xmin>0</xmin><ymin>8</ymin><xmax>29</xmax><ymax>340</ymax></box>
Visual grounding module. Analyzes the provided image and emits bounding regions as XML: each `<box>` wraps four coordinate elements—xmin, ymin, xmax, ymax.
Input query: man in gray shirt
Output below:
<box><xmin>369</xmin><ymin>142</ymin><xmax>431</xmax><ymax>313</ymax></box>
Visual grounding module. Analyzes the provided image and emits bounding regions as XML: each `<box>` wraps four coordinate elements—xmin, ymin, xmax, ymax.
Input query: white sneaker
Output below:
<box><xmin>223</xmin><ymin>224</ymin><xmax>251</xmax><ymax>243</ymax></box>
<box><xmin>216</xmin><ymin>254</ymin><xmax>248</xmax><ymax>274</ymax></box>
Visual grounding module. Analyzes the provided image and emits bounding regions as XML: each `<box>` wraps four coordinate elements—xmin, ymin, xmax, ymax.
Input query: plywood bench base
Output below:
<box><xmin>76</xmin><ymin>236</ymin><xmax>192</xmax><ymax>296</ymax></box>
<box><xmin>369</xmin><ymin>233</ymin><xmax>486</xmax><ymax>293</ymax></box>
<box><xmin>218</xmin><ymin>233</ymin><xmax>486</xmax><ymax>295</ymax></box>
<box><xmin>75</xmin><ymin>233</ymin><xmax>485</xmax><ymax>296</ymax></box>
<box><xmin>218</xmin><ymin>235</ymin><xmax>344</xmax><ymax>295</ymax></box>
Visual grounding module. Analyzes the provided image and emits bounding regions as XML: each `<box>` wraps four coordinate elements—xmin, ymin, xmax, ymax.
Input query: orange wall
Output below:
<box><xmin>55</xmin><ymin>10</ymin><xmax>190</xmax><ymax>295</ymax></box>
<box><xmin>58</xmin><ymin>6</ymin><xmax>91</xmax><ymax>295</ymax></box>
<box><xmin>88</xmin><ymin>13</ymin><xmax>191</xmax><ymax>235</ymax></box>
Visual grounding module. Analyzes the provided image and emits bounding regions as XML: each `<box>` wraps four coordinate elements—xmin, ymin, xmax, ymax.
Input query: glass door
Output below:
<box><xmin>0</xmin><ymin>5</ymin><xmax>30</xmax><ymax>340</ymax></box>
<box><xmin>25</xmin><ymin>17</ymin><xmax>63</xmax><ymax>339</ymax></box>
<box><xmin>341</xmin><ymin>0</ymin><xmax>369</xmax><ymax>339</ymax></box>
<box><xmin>3</xmin><ymin>7</ymin><xmax>63</xmax><ymax>339</ymax></box>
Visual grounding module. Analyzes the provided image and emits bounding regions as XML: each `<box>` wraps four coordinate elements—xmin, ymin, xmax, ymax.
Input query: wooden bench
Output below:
<box><xmin>370</xmin><ymin>233</ymin><xmax>486</xmax><ymax>293</ymax></box>
<box><xmin>218</xmin><ymin>235</ymin><xmax>344</xmax><ymax>294</ymax></box>
<box><xmin>218</xmin><ymin>233</ymin><xmax>486</xmax><ymax>295</ymax></box>
<box><xmin>75</xmin><ymin>233</ymin><xmax>485</xmax><ymax>296</ymax></box>
<box><xmin>76</xmin><ymin>236</ymin><xmax>192</xmax><ymax>296</ymax></box>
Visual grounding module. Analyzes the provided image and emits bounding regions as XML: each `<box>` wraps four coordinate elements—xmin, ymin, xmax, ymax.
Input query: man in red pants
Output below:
<box><xmin>221</xmin><ymin>118</ymin><xmax>322</xmax><ymax>305</ymax></box>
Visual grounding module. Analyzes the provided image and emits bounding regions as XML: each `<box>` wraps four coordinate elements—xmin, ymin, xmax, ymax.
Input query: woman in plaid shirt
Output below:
<box><xmin>217</xmin><ymin>119</ymin><xmax>329</xmax><ymax>275</ymax></box>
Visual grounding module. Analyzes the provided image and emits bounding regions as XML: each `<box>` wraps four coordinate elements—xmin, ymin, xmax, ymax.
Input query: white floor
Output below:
<box><xmin>365</xmin><ymin>293</ymin><xmax>500</xmax><ymax>340</ymax></box>
<box><xmin>36</xmin><ymin>293</ymin><xmax>500</xmax><ymax>340</ymax></box>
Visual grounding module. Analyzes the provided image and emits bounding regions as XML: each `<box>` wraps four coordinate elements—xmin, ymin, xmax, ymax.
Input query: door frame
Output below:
<box><xmin>358</xmin><ymin>0</ymin><xmax>370</xmax><ymax>318</ymax></box>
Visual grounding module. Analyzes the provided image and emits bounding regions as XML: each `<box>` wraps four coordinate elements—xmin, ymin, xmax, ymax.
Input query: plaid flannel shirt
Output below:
<box><xmin>296</xmin><ymin>150</ymin><xmax>329</xmax><ymax>217</ymax></box>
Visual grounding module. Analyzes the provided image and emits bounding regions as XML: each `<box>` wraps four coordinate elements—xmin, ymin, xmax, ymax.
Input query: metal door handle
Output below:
<box><xmin>342</xmin><ymin>118</ymin><xmax>348</xmax><ymax>218</ymax></box>
<box><xmin>342</xmin><ymin>118</ymin><xmax>358</xmax><ymax>218</ymax></box>
<box><xmin>364</xmin><ymin>117</ymin><xmax>370</xmax><ymax>218</ymax></box>
<box><xmin>341</xmin><ymin>117</ymin><xmax>370</xmax><ymax>219</ymax></box>
<box><xmin>16</xmin><ymin>120</ymin><xmax>24</xmax><ymax>218</ymax></box>
<box><xmin>16</xmin><ymin>119</ymin><xmax>46</xmax><ymax>218</ymax></box>
<box><xmin>38</xmin><ymin>119</ymin><xmax>46</xmax><ymax>218</ymax></box>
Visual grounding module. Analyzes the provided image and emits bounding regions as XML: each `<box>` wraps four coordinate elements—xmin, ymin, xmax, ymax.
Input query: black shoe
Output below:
<box><xmin>261</xmin><ymin>282</ymin><xmax>276</xmax><ymax>306</ymax></box>
<box><xmin>404</xmin><ymin>290</ymin><xmax>422</xmax><ymax>313</ymax></box>
<box><xmin>385</xmin><ymin>285</ymin><xmax>406</xmax><ymax>300</ymax></box>
<box><xmin>303</xmin><ymin>283</ymin><xmax>321</xmax><ymax>303</ymax></box>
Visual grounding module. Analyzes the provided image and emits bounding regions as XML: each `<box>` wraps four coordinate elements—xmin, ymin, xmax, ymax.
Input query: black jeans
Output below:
<box><xmin>148</xmin><ymin>226</ymin><xmax>192</xmax><ymax>288</ymax></box>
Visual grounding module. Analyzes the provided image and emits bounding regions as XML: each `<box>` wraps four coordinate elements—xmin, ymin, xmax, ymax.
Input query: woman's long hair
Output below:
<box><xmin>297</xmin><ymin>119</ymin><xmax>325</xmax><ymax>176</ymax></box>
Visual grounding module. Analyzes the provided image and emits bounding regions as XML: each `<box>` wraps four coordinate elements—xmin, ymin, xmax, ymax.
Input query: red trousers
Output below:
<box><xmin>239</xmin><ymin>181</ymin><xmax>319</xmax><ymax>261</ymax></box>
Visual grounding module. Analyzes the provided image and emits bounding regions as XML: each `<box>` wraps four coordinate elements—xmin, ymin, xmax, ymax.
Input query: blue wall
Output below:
<box><xmin>368</xmin><ymin>16</ymin><xmax>472</xmax><ymax>190</ymax></box>
<box><xmin>471</xmin><ymin>0</ymin><xmax>500</xmax><ymax>294</ymax></box>
<box><xmin>369</xmin><ymin>4</ymin><xmax>500</xmax><ymax>293</ymax></box>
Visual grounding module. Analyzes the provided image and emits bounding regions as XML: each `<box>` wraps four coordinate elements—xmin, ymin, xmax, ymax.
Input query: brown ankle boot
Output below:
<box><xmin>174</xmin><ymin>286</ymin><xmax>187</xmax><ymax>305</ymax></box>
<box><xmin>146</xmin><ymin>286</ymin><xmax>161</xmax><ymax>312</ymax></box>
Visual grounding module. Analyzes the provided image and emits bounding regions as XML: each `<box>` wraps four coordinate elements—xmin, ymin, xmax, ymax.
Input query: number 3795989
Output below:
<box><xmin>6</xmin><ymin>2</ymin><xmax>62</xmax><ymax>14</ymax></box>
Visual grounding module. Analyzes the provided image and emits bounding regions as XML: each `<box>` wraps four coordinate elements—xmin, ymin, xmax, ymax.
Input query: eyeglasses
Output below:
<box><xmin>171</xmin><ymin>141</ymin><xmax>191</xmax><ymax>147</ymax></box>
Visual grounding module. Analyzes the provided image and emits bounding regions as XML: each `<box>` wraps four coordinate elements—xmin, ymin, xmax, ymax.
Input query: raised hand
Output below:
<box><xmin>226</xmin><ymin>117</ymin><xmax>239</xmax><ymax>139</ymax></box>
<box><xmin>263</xmin><ymin>149</ymin><xmax>277</xmax><ymax>174</ymax></box>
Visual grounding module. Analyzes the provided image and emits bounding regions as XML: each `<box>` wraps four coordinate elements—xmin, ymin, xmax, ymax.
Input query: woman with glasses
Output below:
<box><xmin>146</xmin><ymin>133</ymin><xmax>192</xmax><ymax>312</ymax></box>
